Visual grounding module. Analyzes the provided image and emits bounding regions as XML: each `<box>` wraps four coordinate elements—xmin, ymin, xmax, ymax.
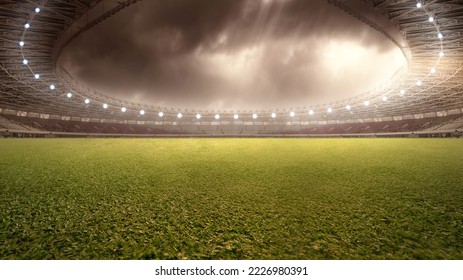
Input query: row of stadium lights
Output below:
<box><xmin>18</xmin><ymin>1</ymin><xmax>445</xmax><ymax>120</ymax></box>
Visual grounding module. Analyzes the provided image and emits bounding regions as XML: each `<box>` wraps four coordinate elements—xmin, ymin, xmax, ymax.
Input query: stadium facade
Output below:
<box><xmin>1</xmin><ymin>0</ymin><xmax>462</xmax><ymax>137</ymax></box>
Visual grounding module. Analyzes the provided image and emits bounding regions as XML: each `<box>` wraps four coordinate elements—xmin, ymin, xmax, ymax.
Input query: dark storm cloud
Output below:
<box><xmin>60</xmin><ymin>0</ymin><xmax>405</xmax><ymax>110</ymax></box>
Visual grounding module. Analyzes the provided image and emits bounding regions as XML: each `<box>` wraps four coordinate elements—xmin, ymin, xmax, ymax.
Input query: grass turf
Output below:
<box><xmin>0</xmin><ymin>138</ymin><xmax>462</xmax><ymax>259</ymax></box>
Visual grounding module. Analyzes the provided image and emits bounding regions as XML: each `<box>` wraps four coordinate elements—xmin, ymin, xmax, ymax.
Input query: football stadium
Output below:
<box><xmin>0</xmin><ymin>0</ymin><xmax>462</xmax><ymax>260</ymax></box>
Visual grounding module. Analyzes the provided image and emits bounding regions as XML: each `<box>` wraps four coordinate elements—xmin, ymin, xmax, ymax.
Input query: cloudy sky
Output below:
<box><xmin>60</xmin><ymin>0</ymin><xmax>405</xmax><ymax>110</ymax></box>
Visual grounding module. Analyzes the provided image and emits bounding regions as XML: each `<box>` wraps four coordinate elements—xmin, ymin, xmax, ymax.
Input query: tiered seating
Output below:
<box><xmin>0</xmin><ymin>115</ymin><xmax>174</xmax><ymax>134</ymax></box>
<box><xmin>2</xmin><ymin>113</ymin><xmax>462</xmax><ymax>135</ymax></box>
<box><xmin>275</xmin><ymin>115</ymin><xmax>463</xmax><ymax>135</ymax></box>
<box><xmin>220</xmin><ymin>125</ymin><xmax>243</xmax><ymax>135</ymax></box>
<box><xmin>426</xmin><ymin>116</ymin><xmax>463</xmax><ymax>131</ymax></box>
<box><xmin>241</xmin><ymin>125</ymin><xmax>264</xmax><ymax>135</ymax></box>
<box><xmin>0</xmin><ymin>115</ymin><xmax>39</xmax><ymax>131</ymax></box>
<box><xmin>177</xmin><ymin>125</ymin><xmax>202</xmax><ymax>134</ymax></box>
<box><xmin>423</xmin><ymin>115</ymin><xmax>463</xmax><ymax>131</ymax></box>
<box><xmin>200</xmin><ymin>125</ymin><xmax>220</xmax><ymax>135</ymax></box>
<box><xmin>261</xmin><ymin>125</ymin><xmax>285</xmax><ymax>134</ymax></box>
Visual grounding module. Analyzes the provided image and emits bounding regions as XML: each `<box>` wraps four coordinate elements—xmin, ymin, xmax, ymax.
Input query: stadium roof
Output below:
<box><xmin>1</xmin><ymin>0</ymin><xmax>462</xmax><ymax>122</ymax></box>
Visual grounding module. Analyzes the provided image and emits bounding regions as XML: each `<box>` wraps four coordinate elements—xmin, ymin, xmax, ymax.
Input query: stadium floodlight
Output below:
<box><xmin>233</xmin><ymin>114</ymin><xmax>239</xmax><ymax>120</ymax></box>
<box><xmin>382</xmin><ymin>96</ymin><xmax>388</xmax><ymax>102</ymax></box>
<box><xmin>103</xmin><ymin>103</ymin><xmax>108</xmax><ymax>109</ymax></box>
<box><xmin>25</xmin><ymin>23</ymin><xmax>30</xmax><ymax>29</ymax></box>
<box><xmin>428</xmin><ymin>16</ymin><xmax>434</xmax><ymax>23</ymax></box>
<box><xmin>35</xmin><ymin>7</ymin><xmax>40</xmax><ymax>13</ymax></box>
<box><xmin>121</xmin><ymin>107</ymin><xmax>127</xmax><ymax>112</ymax></box>
<box><xmin>66</xmin><ymin>92</ymin><xmax>72</xmax><ymax>98</ymax></box>
<box><xmin>416</xmin><ymin>80</ymin><xmax>422</xmax><ymax>86</ymax></box>
<box><xmin>196</xmin><ymin>113</ymin><xmax>201</xmax><ymax>120</ymax></box>
<box><xmin>431</xmin><ymin>68</ymin><xmax>436</xmax><ymax>74</ymax></box>
<box><xmin>400</xmin><ymin>89</ymin><xmax>406</xmax><ymax>95</ymax></box>
<box><xmin>271</xmin><ymin>112</ymin><xmax>276</xmax><ymax>118</ymax></box>
<box><xmin>34</xmin><ymin>73</ymin><xmax>40</xmax><ymax>79</ymax></box>
<box><xmin>346</xmin><ymin>105</ymin><xmax>351</xmax><ymax>110</ymax></box>
<box><xmin>290</xmin><ymin>111</ymin><xmax>295</xmax><ymax>117</ymax></box>
<box><xmin>50</xmin><ymin>84</ymin><xmax>55</xmax><ymax>90</ymax></box>
<box><xmin>140</xmin><ymin>110</ymin><xmax>145</xmax><ymax>115</ymax></box>
<box><xmin>215</xmin><ymin>114</ymin><xmax>220</xmax><ymax>120</ymax></box>
<box><xmin>177</xmin><ymin>112</ymin><xmax>183</xmax><ymax>119</ymax></box>
<box><xmin>438</xmin><ymin>33</ymin><xmax>443</xmax><ymax>39</ymax></box>
<box><xmin>19</xmin><ymin>41</ymin><xmax>24</xmax><ymax>47</ymax></box>
<box><xmin>252</xmin><ymin>113</ymin><xmax>258</xmax><ymax>119</ymax></box>
<box><xmin>84</xmin><ymin>98</ymin><xmax>90</xmax><ymax>104</ymax></box>
<box><xmin>416</xmin><ymin>2</ymin><xmax>422</xmax><ymax>8</ymax></box>
<box><xmin>158</xmin><ymin>112</ymin><xmax>164</xmax><ymax>117</ymax></box>
<box><xmin>327</xmin><ymin>107</ymin><xmax>333</xmax><ymax>113</ymax></box>
<box><xmin>364</xmin><ymin>100</ymin><xmax>370</xmax><ymax>106</ymax></box>
<box><xmin>439</xmin><ymin>51</ymin><xmax>444</xmax><ymax>57</ymax></box>
<box><xmin>22</xmin><ymin>59</ymin><xmax>28</xmax><ymax>65</ymax></box>
<box><xmin>308</xmin><ymin>110</ymin><xmax>314</xmax><ymax>115</ymax></box>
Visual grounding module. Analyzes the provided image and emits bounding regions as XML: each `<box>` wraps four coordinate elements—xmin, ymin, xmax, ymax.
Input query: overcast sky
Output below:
<box><xmin>60</xmin><ymin>0</ymin><xmax>405</xmax><ymax>110</ymax></box>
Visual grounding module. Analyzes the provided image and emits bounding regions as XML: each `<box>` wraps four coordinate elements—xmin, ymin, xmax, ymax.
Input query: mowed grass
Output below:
<box><xmin>0</xmin><ymin>138</ymin><xmax>462</xmax><ymax>260</ymax></box>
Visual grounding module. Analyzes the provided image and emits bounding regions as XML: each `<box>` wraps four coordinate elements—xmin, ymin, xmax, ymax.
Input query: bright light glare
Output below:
<box><xmin>346</xmin><ymin>105</ymin><xmax>351</xmax><ymax>110</ymax></box>
<box><xmin>252</xmin><ymin>113</ymin><xmax>258</xmax><ymax>119</ymax></box>
<box><xmin>400</xmin><ymin>89</ymin><xmax>406</xmax><ymax>95</ymax></box>
<box><xmin>428</xmin><ymin>16</ymin><xmax>434</xmax><ymax>22</ymax></box>
<box><xmin>196</xmin><ymin>113</ymin><xmax>201</xmax><ymax>119</ymax></box>
<box><xmin>22</xmin><ymin>59</ymin><xmax>28</xmax><ymax>65</ymax></box>
<box><xmin>158</xmin><ymin>112</ymin><xmax>164</xmax><ymax>117</ymax></box>
<box><xmin>140</xmin><ymin>110</ymin><xmax>145</xmax><ymax>115</ymax></box>
<box><xmin>19</xmin><ymin>41</ymin><xmax>24</xmax><ymax>47</ymax></box>
<box><xmin>177</xmin><ymin>113</ymin><xmax>183</xmax><ymax>119</ymax></box>
<box><xmin>439</xmin><ymin>51</ymin><xmax>444</xmax><ymax>57</ymax></box>
<box><xmin>382</xmin><ymin>96</ymin><xmax>388</xmax><ymax>102</ymax></box>
<box><xmin>66</xmin><ymin>92</ymin><xmax>72</xmax><ymax>98</ymax></box>
<box><xmin>327</xmin><ymin>107</ymin><xmax>333</xmax><ymax>113</ymax></box>
<box><xmin>289</xmin><ymin>111</ymin><xmax>295</xmax><ymax>117</ymax></box>
<box><xmin>438</xmin><ymin>33</ymin><xmax>443</xmax><ymax>39</ymax></box>
<box><xmin>416</xmin><ymin>80</ymin><xmax>422</xmax><ymax>86</ymax></box>
<box><xmin>84</xmin><ymin>98</ymin><xmax>90</xmax><ymax>104</ymax></box>
<box><xmin>35</xmin><ymin>7</ymin><xmax>40</xmax><ymax>13</ymax></box>
<box><xmin>50</xmin><ymin>84</ymin><xmax>55</xmax><ymax>90</ymax></box>
<box><xmin>121</xmin><ymin>107</ymin><xmax>127</xmax><ymax>112</ymax></box>
<box><xmin>364</xmin><ymin>101</ymin><xmax>370</xmax><ymax>106</ymax></box>
<box><xmin>103</xmin><ymin>103</ymin><xmax>108</xmax><ymax>109</ymax></box>
<box><xmin>34</xmin><ymin>74</ymin><xmax>40</xmax><ymax>79</ymax></box>
<box><xmin>308</xmin><ymin>110</ymin><xmax>314</xmax><ymax>116</ymax></box>
<box><xmin>417</xmin><ymin>3</ymin><xmax>422</xmax><ymax>8</ymax></box>
<box><xmin>271</xmin><ymin>112</ymin><xmax>276</xmax><ymax>118</ymax></box>
<box><xmin>431</xmin><ymin>68</ymin><xmax>436</xmax><ymax>74</ymax></box>
<box><xmin>25</xmin><ymin>23</ymin><xmax>30</xmax><ymax>29</ymax></box>
<box><xmin>233</xmin><ymin>114</ymin><xmax>239</xmax><ymax>120</ymax></box>
<box><xmin>215</xmin><ymin>114</ymin><xmax>220</xmax><ymax>120</ymax></box>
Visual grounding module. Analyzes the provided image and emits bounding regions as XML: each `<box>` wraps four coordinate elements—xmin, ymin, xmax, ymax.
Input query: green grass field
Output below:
<box><xmin>0</xmin><ymin>138</ymin><xmax>462</xmax><ymax>259</ymax></box>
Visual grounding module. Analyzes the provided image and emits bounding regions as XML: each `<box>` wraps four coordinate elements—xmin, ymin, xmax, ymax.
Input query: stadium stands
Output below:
<box><xmin>1</xmin><ymin>113</ymin><xmax>462</xmax><ymax>137</ymax></box>
<box><xmin>424</xmin><ymin>116</ymin><xmax>463</xmax><ymax>131</ymax></box>
<box><xmin>1</xmin><ymin>1</ymin><xmax>462</xmax><ymax>138</ymax></box>
<box><xmin>0</xmin><ymin>115</ymin><xmax>40</xmax><ymax>131</ymax></box>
